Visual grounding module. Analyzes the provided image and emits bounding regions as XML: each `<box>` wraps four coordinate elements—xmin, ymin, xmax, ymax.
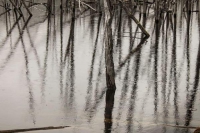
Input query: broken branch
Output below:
<box><xmin>0</xmin><ymin>126</ymin><xmax>70</xmax><ymax>133</ymax></box>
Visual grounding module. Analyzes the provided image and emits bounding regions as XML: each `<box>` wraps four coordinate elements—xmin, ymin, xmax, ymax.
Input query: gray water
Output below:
<box><xmin>0</xmin><ymin>4</ymin><xmax>200</xmax><ymax>133</ymax></box>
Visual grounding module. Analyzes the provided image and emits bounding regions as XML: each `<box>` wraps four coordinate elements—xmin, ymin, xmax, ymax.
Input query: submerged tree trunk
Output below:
<box><xmin>104</xmin><ymin>0</ymin><xmax>116</xmax><ymax>132</ymax></box>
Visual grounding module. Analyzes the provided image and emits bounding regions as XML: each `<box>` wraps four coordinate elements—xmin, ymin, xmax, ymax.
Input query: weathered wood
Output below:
<box><xmin>104</xmin><ymin>0</ymin><xmax>116</xmax><ymax>91</ymax></box>
<box><xmin>165</xmin><ymin>124</ymin><xmax>200</xmax><ymax>129</ymax></box>
<box><xmin>103</xmin><ymin>1</ymin><xmax>116</xmax><ymax>131</ymax></box>
<box><xmin>118</xmin><ymin>0</ymin><xmax>150</xmax><ymax>38</ymax></box>
<box><xmin>0</xmin><ymin>126</ymin><xmax>70</xmax><ymax>133</ymax></box>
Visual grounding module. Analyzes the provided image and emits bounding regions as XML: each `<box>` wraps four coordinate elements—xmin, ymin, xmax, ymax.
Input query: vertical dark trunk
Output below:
<box><xmin>155</xmin><ymin>0</ymin><xmax>159</xmax><ymax>22</ymax></box>
<box><xmin>104</xmin><ymin>18</ymin><xmax>116</xmax><ymax>133</ymax></box>
<box><xmin>104</xmin><ymin>0</ymin><xmax>116</xmax><ymax>132</ymax></box>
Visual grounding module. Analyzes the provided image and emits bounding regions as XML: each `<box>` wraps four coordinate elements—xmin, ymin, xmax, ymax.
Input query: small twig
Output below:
<box><xmin>76</xmin><ymin>0</ymin><xmax>96</xmax><ymax>12</ymax></box>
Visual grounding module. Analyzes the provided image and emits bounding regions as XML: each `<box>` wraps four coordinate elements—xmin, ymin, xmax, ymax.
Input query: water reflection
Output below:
<box><xmin>41</xmin><ymin>11</ymin><xmax>51</xmax><ymax>100</ymax></box>
<box><xmin>62</xmin><ymin>1</ymin><xmax>76</xmax><ymax>113</ymax></box>
<box><xmin>17</xmin><ymin>14</ymin><xmax>36</xmax><ymax>125</ymax></box>
<box><xmin>0</xmin><ymin>13</ymin><xmax>21</xmax><ymax>52</ymax></box>
<box><xmin>0</xmin><ymin>1</ymin><xmax>199</xmax><ymax>133</ymax></box>
<box><xmin>185</xmin><ymin>10</ymin><xmax>200</xmax><ymax>127</ymax></box>
<box><xmin>154</xmin><ymin>16</ymin><xmax>159</xmax><ymax>123</ymax></box>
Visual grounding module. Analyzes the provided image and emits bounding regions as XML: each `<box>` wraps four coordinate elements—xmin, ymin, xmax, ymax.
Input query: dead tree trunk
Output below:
<box><xmin>103</xmin><ymin>0</ymin><xmax>116</xmax><ymax>131</ymax></box>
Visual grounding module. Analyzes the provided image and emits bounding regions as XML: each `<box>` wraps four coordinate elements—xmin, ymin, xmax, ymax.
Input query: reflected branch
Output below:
<box><xmin>184</xmin><ymin>11</ymin><xmax>200</xmax><ymax>126</ymax></box>
<box><xmin>0</xmin><ymin>13</ymin><xmax>31</xmax><ymax>73</ymax></box>
<box><xmin>16</xmin><ymin>16</ymin><xmax>36</xmax><ymax>125</ymax></box>
<box><xmin>85</xmin><ymin>14</ymin><xmax>102</xmax><ymax>111</ymax></box>
<box><xmin>0</xmin><ymin>15</ymin><xmax>22</xmax><ymax>52</ymax></box>
<box><xmin>41</xmin><ymin>14</ymin><xmax>51</xmax><ymax>100</ymax></box>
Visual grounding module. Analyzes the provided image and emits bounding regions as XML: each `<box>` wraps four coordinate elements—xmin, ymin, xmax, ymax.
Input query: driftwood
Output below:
<box><xmin>0</xmin><ymin>126</ymin><xmax>70</xmax><ymax>133</ymax></box>
<box><xmin>165</xmin><ymin>124</ymin><xmax>200</xmax><ymax>129</ymax></box>
<box><xmin>164</xmin><ymin>124</ymin><xmax>200</xmax><ymax>133</ymax></box>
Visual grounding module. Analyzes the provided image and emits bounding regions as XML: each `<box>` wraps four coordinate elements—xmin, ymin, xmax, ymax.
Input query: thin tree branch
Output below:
<box><xmin>0</xmin><ymin>126</ymin><xmax>70</xmax><ymax>133</ymax></box>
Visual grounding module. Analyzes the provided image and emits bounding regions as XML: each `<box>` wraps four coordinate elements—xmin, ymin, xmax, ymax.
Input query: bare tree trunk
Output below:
<box><xmin>103</xmin><ymin>0</ymin><xmax>116</xmax><ymax>132</ymax></box>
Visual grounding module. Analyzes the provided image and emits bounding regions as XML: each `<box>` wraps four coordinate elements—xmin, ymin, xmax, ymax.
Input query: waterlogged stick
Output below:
<box><xmin>0</xmin><ymin>126</ymin><xmax>70</xmax><ymax>133</ymax></box>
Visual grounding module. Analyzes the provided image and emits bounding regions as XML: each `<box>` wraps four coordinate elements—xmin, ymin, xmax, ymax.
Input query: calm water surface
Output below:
<box><xmin>0</xmin><ymin>5</ymin><xmax>199</xmax><ymax>133</ymax></box>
